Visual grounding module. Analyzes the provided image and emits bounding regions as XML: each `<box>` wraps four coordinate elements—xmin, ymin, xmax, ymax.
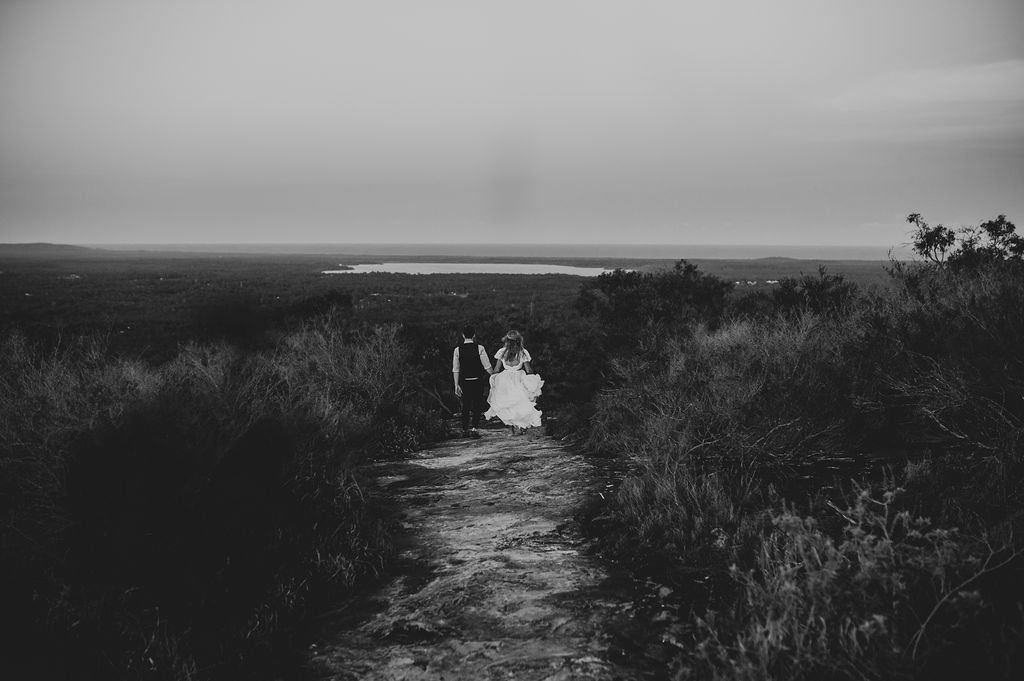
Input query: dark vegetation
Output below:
<box><xmin>0</xmin><ymin>248</ymin><xmax>627</xmax><ymax>678</ymax></box>
<box><xmin>0</xmin><ymin>321</ymin><xmax>446</xmax><ymax>679</ymax></box>
<box><xmin>5</xmin><ymin>235</ymin><xmax>995</xmax><ymax>680</ymax></box>
<box><xmin>0</xmin><ymin>252</ymin><xmax>580</xmax><ymax>359</ymax></box>
<box><xmin>577</xmin><ymin>215</ymin><xmax>1024</xmax><ymax>680</ymax></box>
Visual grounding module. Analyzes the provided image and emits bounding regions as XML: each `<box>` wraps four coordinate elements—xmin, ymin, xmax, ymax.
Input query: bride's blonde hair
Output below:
<box><xmin>502</xmin><ymin>329</ymin><xmax>523</xmax><ymax>365</ymax></box>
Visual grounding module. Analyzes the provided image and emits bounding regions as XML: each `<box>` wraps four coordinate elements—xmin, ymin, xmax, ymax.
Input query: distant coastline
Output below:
<box><xmin>80</xmin><ymin>242</ymin><xmax>911</xmax><ymax>260</ymax></box>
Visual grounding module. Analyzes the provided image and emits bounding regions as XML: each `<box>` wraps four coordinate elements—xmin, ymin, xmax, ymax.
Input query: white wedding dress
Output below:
<box><xmin>485</xmin><ymin>348</ymin><xmax>543</xmax><ymax>428</ymax></box>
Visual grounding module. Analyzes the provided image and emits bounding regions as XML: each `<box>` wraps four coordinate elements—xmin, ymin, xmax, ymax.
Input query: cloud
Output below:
<box><xmin>804</xmin><ymin>60</ymin><xmax>1024</xmax><ymax>143</ymax></box>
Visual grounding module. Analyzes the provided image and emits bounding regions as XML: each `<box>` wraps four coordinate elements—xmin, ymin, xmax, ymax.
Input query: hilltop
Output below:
<box><xmin>0</xmin><ymin>243</ymin><xmax>109</xmax><ymax>258</ymax></box>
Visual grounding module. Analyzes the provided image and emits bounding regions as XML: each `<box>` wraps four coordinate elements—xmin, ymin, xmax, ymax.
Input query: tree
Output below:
<box><xmin>576</xmin><ymin>260</ymin><xmax>732</xmax><ymax>346</ymax></box>
<box><xmin>907</xmin><ymin>213</ymin><xmax>1023</xmax><ymax>268</ymax></box>
<box><xmin>907</xmin><ymin>213</ymin><xmax>956</xmax><ymax>264</ymax></box>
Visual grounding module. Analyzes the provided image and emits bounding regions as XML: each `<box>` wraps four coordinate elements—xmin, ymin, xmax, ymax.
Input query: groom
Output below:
<box><xmin>452</xmin><ymin>324</ymin><xmax>494</xmax><ymax>439</ymax></box>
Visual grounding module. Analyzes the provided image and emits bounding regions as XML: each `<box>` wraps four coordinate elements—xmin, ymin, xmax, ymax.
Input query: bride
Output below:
<box><xmin>485</xmin><ymin>329</ymin><xmax>543</xmax><ymax>432</ymax></box>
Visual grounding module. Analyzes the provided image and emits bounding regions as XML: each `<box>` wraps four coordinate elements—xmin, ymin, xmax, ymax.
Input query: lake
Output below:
<box><xmin>322</xmin><ymin>262</ymin><xmax>615</xmax><ymax>276</ymax></box>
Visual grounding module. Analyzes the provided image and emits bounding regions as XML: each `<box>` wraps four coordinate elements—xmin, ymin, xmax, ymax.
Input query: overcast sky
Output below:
<box><xmin>1</xmin><ymin>0</ymin><xmax>1022</xmax><ymax>247</ymax></box>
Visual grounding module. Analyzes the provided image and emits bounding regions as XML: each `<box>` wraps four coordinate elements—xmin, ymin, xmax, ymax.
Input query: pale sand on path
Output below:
<box><xmin>305</xmin><ymin>429</ymin><xmax>646</xmax><ymax>680</ymax></box>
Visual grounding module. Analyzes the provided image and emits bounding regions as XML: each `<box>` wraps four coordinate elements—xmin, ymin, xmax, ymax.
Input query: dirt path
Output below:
<box><xmin>306</xmin><ymin>429</ymin><xmax>644</xmax><ymax>680</ymax></box>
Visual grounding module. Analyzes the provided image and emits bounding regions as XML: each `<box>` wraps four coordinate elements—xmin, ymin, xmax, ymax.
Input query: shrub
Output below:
<box><xmin>0</xmin><ymin>320</ymin><xmax>440</xmax><ymax>680</ymax></box>
<box><xmin>576</xmin><ymin>215</ymin><xmax>1024</xmax><ymax>678</ymax></box>
<box><xmin>585</xmin><ymin>310</ymin><xmax>868</xmax><ymax>499</ymax></box>
<box><xmin>576</xmin><ymin>260</ymin><xmax>733</xmax><ymax>349</ymax></box>
<box><xmin>690</xmin><ymin>487</ymin><xmax>1023</xmax><ymax>681</ymax></box>
<box><xmin>772</xmin><ymin>267</ymin><xmax>859</xmax><ymax>317</ymax></box>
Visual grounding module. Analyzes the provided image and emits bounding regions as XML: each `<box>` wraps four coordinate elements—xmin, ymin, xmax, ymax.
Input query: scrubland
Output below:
<box><xmin>579</xmin><ymin>215</ymin><xmax>1024</xmax><ymax>680</ymax></box>
<box><xmin>0</xmin><ymin>319</ymin><xmax>443</xmax><ymax>679</ymax></box>
<box><xmin>2</xmin><ymin>219</ymin><xmax>1020</xmax><ymax>679</ymax></box>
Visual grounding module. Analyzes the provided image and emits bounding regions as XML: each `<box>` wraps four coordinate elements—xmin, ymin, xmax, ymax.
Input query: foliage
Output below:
<box><xmin>0</xmin><ymin>255</ymin><xmax>588</xmax><ymax>361</ymax></box>
<box><xmin>906</xmin><ymin>213</ymin><xmax>1024</xmax><ymax>268</ymax></box>
<box><xmin>691</xmin><ymin>488</ymin><xmax>1021</xmax><ymax>681</ymax></box>
<box><xmin>4</xmin><ymin>236</ymin><xmax>1018</xmax><ymax>678</ymax></box>
<box><xmin>575</xmin><ymin>215</ymin><xmax>1024</xmax><ymax>679</ymax></box>
<box><xmin>0</xmin><ymin>320</ymin><xmax>441</xmax><ymax>680</ymax></box>
<box><xmin>576</xmin><ymin>260</ymin><xmax>733</xmax><ymax>348</ymax></box>
<box><xmin>771</xmin><ymin>266</ymin><xmax>859</xmax><ymax>317</ymax></box>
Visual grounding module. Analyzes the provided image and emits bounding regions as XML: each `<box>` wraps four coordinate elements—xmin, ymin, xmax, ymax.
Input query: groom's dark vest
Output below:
<box><xmin>457</xmin><ymin>342</ymin><xmax>486</xmax><ymax>381</ymax></box>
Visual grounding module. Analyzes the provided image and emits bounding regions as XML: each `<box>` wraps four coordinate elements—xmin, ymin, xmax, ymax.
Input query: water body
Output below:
<box><xmin>101</xmin><ymin>243</ymin><xmax>910</xmax><ymax>260</ymax></box>
<box><xmin>322</xmin><ymin>262</ymin><xmax>614</xmax><ymax>276</ymax></box>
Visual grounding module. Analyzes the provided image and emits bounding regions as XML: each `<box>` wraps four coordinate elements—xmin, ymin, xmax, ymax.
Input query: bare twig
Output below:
<box><xmin>825</xmin><ymin>500</ymin><xmax>856</xmax><ymax>525</ymax></box>
<box><xmin>909</xmin><ymin>537</ymin><xmax>1021</xmax><ymax>659</ymax></box>
<box><xmin>420</xmin><ymin>383</ymin><xmax>456</xmax><ymax>417</ymax></box>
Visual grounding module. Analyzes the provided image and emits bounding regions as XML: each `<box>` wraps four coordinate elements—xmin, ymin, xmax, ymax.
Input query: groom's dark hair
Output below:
<box><xmin>462</xmin><ymin>324</ymin><xmax>475</xmax><ymax>339</ymax></box>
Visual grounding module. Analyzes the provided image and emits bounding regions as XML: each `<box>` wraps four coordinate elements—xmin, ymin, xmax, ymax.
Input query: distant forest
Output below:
<box><xmin>0</xmin><ymin>245</ymin><xmax>890</xmax><ymax>360</ymax></box>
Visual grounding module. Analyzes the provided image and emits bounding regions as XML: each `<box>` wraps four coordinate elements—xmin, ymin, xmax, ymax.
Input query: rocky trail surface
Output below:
<box><xmin>305</xmin><ymin>428</ymin><xmax>653</xmax><ymax>680</ymax></box>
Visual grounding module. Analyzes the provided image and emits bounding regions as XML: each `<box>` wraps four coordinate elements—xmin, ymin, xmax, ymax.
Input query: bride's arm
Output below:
<box><xmin>522</xmin><ymin>361</ymin><xmax>533</xmax><ymax>374</ymax></box>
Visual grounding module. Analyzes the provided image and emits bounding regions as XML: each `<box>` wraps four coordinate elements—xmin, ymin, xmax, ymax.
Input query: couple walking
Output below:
<box><xmin>452</xmin><ymin>325</ymin><xmax>543</xmax><ymax>438</ymax></box>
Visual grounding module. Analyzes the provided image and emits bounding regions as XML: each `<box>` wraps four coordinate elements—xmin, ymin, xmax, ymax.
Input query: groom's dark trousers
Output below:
<box><xmin>460</xmin><ymin>378</ymin><xmax>486</xmax><ymax>431</ymax></box>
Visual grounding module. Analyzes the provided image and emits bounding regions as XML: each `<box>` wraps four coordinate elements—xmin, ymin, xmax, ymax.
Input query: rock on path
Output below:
<box><xmin>306</xmin><ymin>429</ymin><xmax>641</xmax><ymax>680</ymax></box>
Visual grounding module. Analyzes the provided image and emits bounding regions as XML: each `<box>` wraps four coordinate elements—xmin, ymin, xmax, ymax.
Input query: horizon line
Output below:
<box><xmin>68</xmin><ymin>241</ymin><xmax>907</xmax><ymax>248</ymax></box>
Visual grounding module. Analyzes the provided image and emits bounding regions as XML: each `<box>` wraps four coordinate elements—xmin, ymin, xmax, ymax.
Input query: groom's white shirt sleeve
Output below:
<box><xmin>479</xmin><ymin>345</ymin><xmax>493</xmax><ymax>372</ymax></box>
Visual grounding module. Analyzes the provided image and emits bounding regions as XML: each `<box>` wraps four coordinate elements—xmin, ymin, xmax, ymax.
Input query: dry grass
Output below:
<box><xmin>0</xmin><ymin>318</ymin><xmax>442</xmax><ymax>680</ymax></box>
<box><xmin>582</xmin><ymin>260</ymin><xmax>1024</xmax><ymax>679</ymax></box>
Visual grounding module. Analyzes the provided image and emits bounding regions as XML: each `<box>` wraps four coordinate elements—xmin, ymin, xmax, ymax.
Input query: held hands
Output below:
<box><xmin>455</xmin><ymin>384</ymin><xmax>463</xmax><ymax>397</ymax></box>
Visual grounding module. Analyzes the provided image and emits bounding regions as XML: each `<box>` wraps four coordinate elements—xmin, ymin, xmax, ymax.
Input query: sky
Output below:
<box><xmin>0</xmin><ymin>0</ymin><xmax>1022</xmax><ymax>248</ymax></box>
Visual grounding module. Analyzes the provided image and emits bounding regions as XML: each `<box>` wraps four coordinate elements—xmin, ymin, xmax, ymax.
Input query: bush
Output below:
<box><xmin>772</xmin><ymin>266</ymin><xmax>859</xmax><ymax>317</ymax></box>
<box><xmin>575</xmin><ymin>217</ymin><xmax>1024</xmax><ymax>678</ymax></box>
<box><xmin>576</xmin><ymin>260</ymin><xmax>733</xmax><ymax>349</ymax></box>
<box><xmin>586</xmin><ymin>310</ymin><xmax>870</xmax><ymax>497</ymax></box>
<box><xmin>690</xmin><ymin>487</ymin><xmax>1023</xmax><ymax>681</ymax></box>
<box><xmin>0</xmin><ymin>320</ymin><xmax>440</xmax><ymax>680</ymax></box>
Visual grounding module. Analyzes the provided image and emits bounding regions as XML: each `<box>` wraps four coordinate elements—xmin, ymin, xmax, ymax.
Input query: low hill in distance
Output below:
<box><xmin>0</xmin><ymin>243</ymin><xmax>110</xmax><ymax>258</ymax></box>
